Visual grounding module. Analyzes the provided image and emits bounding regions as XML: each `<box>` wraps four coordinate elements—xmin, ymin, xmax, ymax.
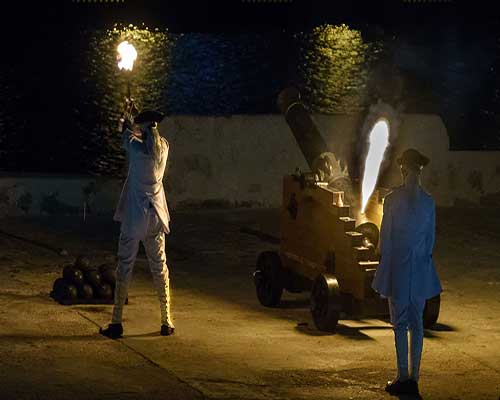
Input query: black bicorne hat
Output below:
<box><xmin>134</xmin><ymin>109</ymin><xmax>165</xmax><ymax>124</ymax></box>
<box><xmin>397</xmin><ymin>148</ymin><xmax>430</xmax><ymax>168</ymax></box>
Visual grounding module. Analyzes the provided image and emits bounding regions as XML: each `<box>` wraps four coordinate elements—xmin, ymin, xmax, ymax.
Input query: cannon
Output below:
<box><xmin>276</xmin><ymin>88</ymin><xmax>354</xmax><ymax>202</ymax></box>
<box><xmin>253</xmin><ymin>88</ymin><xmax>440</xmax><ymax>332</ymax></box>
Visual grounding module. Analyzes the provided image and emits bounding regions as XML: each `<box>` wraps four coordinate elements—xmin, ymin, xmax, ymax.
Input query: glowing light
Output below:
<box><xmin>117</xmin><ymin>41</ymin><xmax>137</xmax><ymax>71</ymax></box>
<box><xmin>361</xmin><ymin>119</ymin><xmax>390</xmax><ymax>213</ymax></box>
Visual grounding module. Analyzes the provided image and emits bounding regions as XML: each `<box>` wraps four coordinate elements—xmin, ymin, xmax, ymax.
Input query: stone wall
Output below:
<box><xmin>1</xmin><ymin>114</ymin><xmax>499</xmax><ymax>217</ymax></box>
<box><xmin>0</xmin><ymin>175</ymin><xmax>122</xmax><ymax>218</ymax></box>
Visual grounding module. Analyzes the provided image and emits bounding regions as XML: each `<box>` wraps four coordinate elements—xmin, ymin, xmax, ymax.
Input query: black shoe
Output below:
<box><xmin>160</xmin><ymin>324</ymin><xmax>175</xmax><ymax>336</ymax></box>
<box><xmin>99</xmin><ymin>323</ymin><xmax>123</xmax><ymax>339</ymax></box>
<box><xmin>385</xmin><ymin>379</ymin><xmax>413</xmax><ymax>395</ymax></box>
<box><xmin>406</xmin><ymin>379</ymin><xmax>420</xmax><ymax>395</ymax></box>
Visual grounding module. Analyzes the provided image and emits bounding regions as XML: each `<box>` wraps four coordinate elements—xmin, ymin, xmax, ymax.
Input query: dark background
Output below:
<box><xmin>1</xmin><ymin>0</ymin><xmax>500</xmax><ymax>175</ymax></box>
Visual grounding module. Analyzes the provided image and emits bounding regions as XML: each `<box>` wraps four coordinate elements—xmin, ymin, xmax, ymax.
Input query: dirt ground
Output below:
<box><xmin>0</xmin><ymin>207</ymin><xmax>499</xmax><ymax>400</ymax></box>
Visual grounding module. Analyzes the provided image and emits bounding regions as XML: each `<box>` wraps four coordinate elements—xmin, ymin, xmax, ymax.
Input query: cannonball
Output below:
<box><xmin>77</xmin><ymin>283</ymin><xmax>94</xmax><ymax>300</ymax></box>
<box><xmin>63</xmin><ymin>265</ymin><xmax>85</xmax><ymax>287</ymax></box>
<box><xmin>83</xmin><ymin>270</ymin><xmax>102</xmax><ymax>288</ymax></box>
<box><xmin>75</xmin><ymin>255</ymin><xmax>91</xmax><ymax>271</ymax></box>
<box><xmin>96</xmin><ymin>283</ymin><xmax>113</xmax><ymax>300</ymax></box>
<box><xmin>60</xmin><ymin>282</ymin><xmax>78</xmax><ymax>301</ymax></box>
<box><xmin>52</xmin><ymin>277</ymin><xmax>66</xmax><ymax>299</ymax></box>
<box><xmin>98</xmin><ymin>264</ymin><xmax>116</xmax><ymax>287</ymax></box>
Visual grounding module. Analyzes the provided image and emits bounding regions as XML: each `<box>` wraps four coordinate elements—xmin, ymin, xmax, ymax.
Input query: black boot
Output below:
<box><xmin>406</xmin><ymin>379</ymin><xmax>420</xmax><ymax>396</ymax></box>
<box><xmin>99</xmin><ymin>323</ymin><xmax>123</xmax><ymax>339</ymax></box>
<box><xmin>385</xmin><ymin>379</ymin><xmax>413</xmax><ymax>395</ymax></box>
<box><xmin>160</xmin><ymin>324</ymin><xmax>175</xmax><ymax>336</ymax></box>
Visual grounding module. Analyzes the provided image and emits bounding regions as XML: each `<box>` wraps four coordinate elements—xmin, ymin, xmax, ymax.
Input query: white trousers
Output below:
<box><xmin>111</xmin><ymin>207</ymin><xmax>174</xmax><ymax>327</ymax></box>
<box><xmin>388</xmin><ymin>297</ymin><xmax>425</xmax><ymax>382</ymax></box>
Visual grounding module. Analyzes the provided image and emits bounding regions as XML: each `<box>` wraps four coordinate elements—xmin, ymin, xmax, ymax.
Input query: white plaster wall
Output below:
<box><xmin>161</xmin><ymin>115</ymin><xmax>308</xmax><ymax>207</ymax></box>
<box><xmin>446</xmin><ymin>152</ymin><xmax>500</xmax><ymax>205</ymax></box>
<box><xmin>0</xmin><ymin>175</ymin><xmax>122</xmax><ymax>217</ymax></box>
<box><xmin>0</xmin><ymin>113</ymin><xmax>499</xmax><ymax>217</ymax></box>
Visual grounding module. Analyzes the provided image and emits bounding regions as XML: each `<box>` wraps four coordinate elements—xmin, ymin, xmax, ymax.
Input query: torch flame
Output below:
<box><xmin>361</xmin><ymin>119</ymin><xmax>390</xmax><ymax>213</ymax></box>
<box><xmin>117</xmin><ymin>41</ymin><xmax>137</xmax><ymax>71</ymax></box>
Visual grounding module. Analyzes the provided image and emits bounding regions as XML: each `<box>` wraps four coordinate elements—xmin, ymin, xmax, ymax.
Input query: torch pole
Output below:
<box><xmin>121</xmin><ymin>79</ymin><xmax>134</xmax><ymax>123</ymax></box>
<box><xmin>125</xmin><ymin>77</ymin><xmax>137</xmax><ymax>118</ymax></box>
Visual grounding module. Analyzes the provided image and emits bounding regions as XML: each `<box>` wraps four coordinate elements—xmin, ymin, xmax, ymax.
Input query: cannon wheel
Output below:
<box><xmin>310</xmin><ymin>274</ymin><xmax>341</xmax><ymax>332</ymax></box>
<box><xmin>254</xmin><ymin>251</ymin><xmax>284</xmax><ymax>307</ymax></box>
<box><xmin>423</xmin><ymin>294</ymin><xmax>441</xmax><ymax>329</ymax></box>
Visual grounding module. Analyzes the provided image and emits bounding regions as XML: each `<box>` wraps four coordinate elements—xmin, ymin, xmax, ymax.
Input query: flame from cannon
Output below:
<box><xmin>361</xmin><ymin>118</ymin><xmax>390</xmax><ymax>213</ymax></box>
<box><xmin>117</xmin><ymin>41</ymin><xmax>137</xmax><ymax>71</ymax></box>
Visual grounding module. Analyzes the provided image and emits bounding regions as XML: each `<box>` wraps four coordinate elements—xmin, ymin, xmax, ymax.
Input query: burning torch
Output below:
<box><xmin>117</xmin><ymin>40</ymin><xmax>138</xmax><ymax>126</ymax></box>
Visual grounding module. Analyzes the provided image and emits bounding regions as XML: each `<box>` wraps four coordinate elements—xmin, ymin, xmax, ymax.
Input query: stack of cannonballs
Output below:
<box><xmin>51</xmin><ymin>255</ymin><xmax>117</xmax><ymax>305</ymax></box>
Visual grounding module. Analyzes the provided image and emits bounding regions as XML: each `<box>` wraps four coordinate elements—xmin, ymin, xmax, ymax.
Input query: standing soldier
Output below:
<box><xmin>372</xmin><ymin>148</ymin><xmax>442</xmax><ymax>396</ymax></box>
<box><xmin>100</xmin><ymin>108</ymin><xmax>174</xmax><ymax>339</ymax></box>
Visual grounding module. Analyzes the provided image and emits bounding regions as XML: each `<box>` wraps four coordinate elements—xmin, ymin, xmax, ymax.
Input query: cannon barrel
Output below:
<box><xmin>278</xmin><ymin>86</ymin><xmax>354</xmax><ymax>205</ymax></box>
<box><xmin>277</xmin><ymin>87</ymin><xmax>330</xmax><ymax>173</ymax></box>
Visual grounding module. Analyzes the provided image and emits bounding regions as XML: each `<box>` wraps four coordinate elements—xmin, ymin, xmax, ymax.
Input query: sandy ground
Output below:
<box><xmin>0</xmin><ymin>207</ymin><xmax>499</xmax><ymax>400</ymax></box>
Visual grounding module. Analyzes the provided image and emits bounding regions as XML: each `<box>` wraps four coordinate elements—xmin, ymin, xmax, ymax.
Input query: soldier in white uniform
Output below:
<box><xmin>100</xmin><ymin>109</ymin><xmax>174</xmax><ymax>339</ymax></box>
<box><xmin>372</xmin><ymin>148</ymin><xmax>442</xmax><ymax>396</ymax></box>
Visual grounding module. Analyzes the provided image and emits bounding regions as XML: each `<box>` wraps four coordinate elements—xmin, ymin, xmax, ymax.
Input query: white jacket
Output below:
<box><xmin>372</xmin><ymin>185</ymin><xmax>442</xmax><ymax>302</ymax></box>
<box><xmin>113</xmin><ymin>127</ymin><xmax>171</xmax><ymax>239</ymax></box>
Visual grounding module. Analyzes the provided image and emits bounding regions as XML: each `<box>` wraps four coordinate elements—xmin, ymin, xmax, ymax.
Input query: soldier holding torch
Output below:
<box><xmin>100</xmin><ymin>106</ymin><xmax>175</xmax><ymax>338</ymax></box>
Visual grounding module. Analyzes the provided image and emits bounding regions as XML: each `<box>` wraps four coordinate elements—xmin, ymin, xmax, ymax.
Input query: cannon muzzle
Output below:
<box><xmin>277</xmin><ymin>88</ymin><xmax>331</xmax><ymax>173</ymax></box>
<box><xmin>278</xmin><ymin>87</ymin><xmax>354</xmax><ymax>204</ymax></box>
